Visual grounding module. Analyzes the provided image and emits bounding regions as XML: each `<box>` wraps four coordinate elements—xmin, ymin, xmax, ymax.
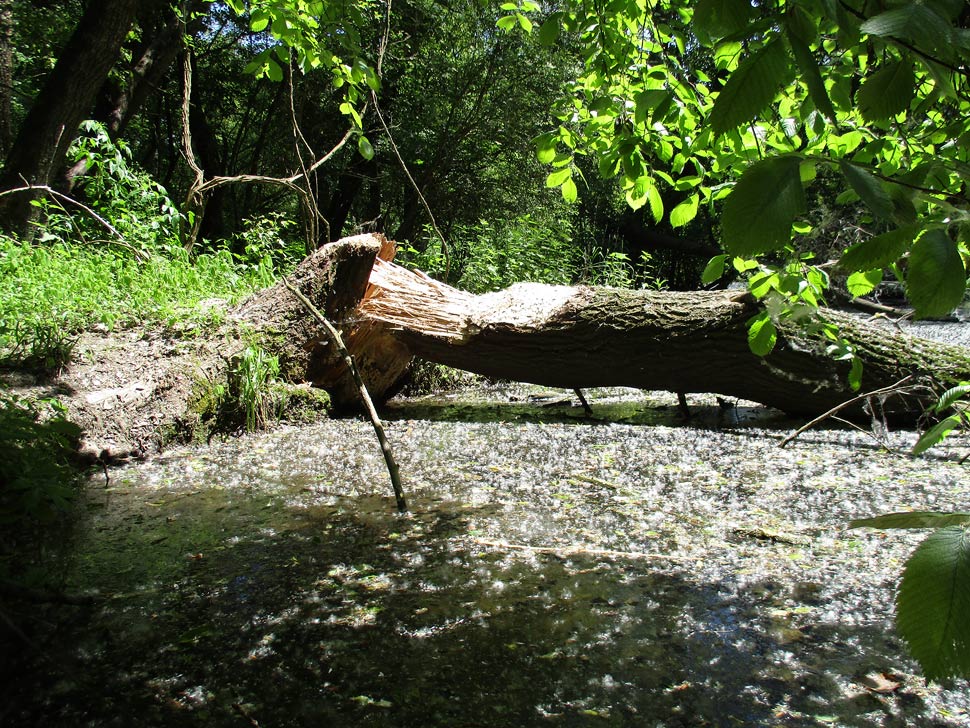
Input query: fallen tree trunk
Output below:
<box><xmin>29</xmin><ymin>235</ymin><xmax>970</xmax><ymax>461</ymax></box>
<box><xmin>358</xmin><ymin>256</ymin><xmax>970</xmax><ymax>420</ymax></box>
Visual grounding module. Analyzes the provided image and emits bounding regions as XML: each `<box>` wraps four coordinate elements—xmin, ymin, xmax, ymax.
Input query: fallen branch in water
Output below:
<box><xmin>283</xmin><ymin>276</ymin><xmax>407</xmax><ymax>512</ymax></box>
<box><xmin>778</xmin><ymin>374</ymin><xmax>923</xmax><ymax>448</ymax></box>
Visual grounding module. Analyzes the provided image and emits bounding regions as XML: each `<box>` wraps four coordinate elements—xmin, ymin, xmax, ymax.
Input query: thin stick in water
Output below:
<box><xmin>282</xmin><ymin>278</ymin><xmax>407</xmax><ymax>512</ymax></box>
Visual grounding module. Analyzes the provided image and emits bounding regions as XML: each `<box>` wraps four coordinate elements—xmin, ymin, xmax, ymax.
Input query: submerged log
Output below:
<box><xmin>357</xmin><ymin>256</ymin><xmax>970</xmax><ymax>420</ymax></box>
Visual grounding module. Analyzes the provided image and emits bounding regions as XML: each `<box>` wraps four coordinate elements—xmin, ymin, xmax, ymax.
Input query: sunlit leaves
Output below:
<box><xmin>857</xmin><ymin>60</ymin><xmax>916</xmax><ymax>121</ymax></box>
<box><xmin>670</xmin><ymin>194</ymin><xmax>699</xmax><ymax>228</ymax></box>
<box><xmin>907</xmin><ymin>228</ymin><xmax>967</xmax><ymax>319</ymax></box>
<box><xmin>746</xmin><ymin>310</ymin><xmax>777</xmax><ymax>356</ymax></box>
<box><xmin>912</xmin><ymin>415</ymin><xmax>964</xmax><ymax>455</ymax></box>
<box><xmin>846</xmin><ymin>269</ymin><xmax>882</xmax><ymax>297</ymax></box>
<box><xmin>701</xmin><ymin>254</ymin><xmax>730</xmax><ymax>284</ymax></box>
<box><xmin>693</xmin><ymin>0</ymin><xmax>754</xmax><ymax>41</ymax></box>
<box><xmin>896</xmin><ymin>526</ymin><xmax>970</xmax><ymax>681</ymax></box>
<box><xmin>357</xmin><ymin>136</ymin><xmax>374</xmax><ymax>161</ymax></box>
<box><xmin>710</xmin><ymin>39</ymin><xmax>791</xmax><ymax>135</ymax></box>
<box><xmin>721</xmin><ymin>156</ymin><xmax>805</xmax><ymax>256</ymax></box>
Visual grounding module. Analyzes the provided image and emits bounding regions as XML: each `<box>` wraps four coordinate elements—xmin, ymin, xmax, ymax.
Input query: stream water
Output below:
<box><xmin>4</xmin><ymin>385</ymin><xmax>970</xmax><ymax>727</ymax></box>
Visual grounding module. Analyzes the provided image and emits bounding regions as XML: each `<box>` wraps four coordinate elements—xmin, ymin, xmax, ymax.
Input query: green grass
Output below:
<box><xmin>0</xmin><ymin>235</ymin><xmax>277</xmax><ymax>368</ymax></box>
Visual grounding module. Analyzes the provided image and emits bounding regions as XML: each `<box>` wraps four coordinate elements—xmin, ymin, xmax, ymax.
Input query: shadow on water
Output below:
<box><xmin>384</xmin><ymin>386</ymin><xmax>797</xmax><ymax>432</ymax></box>
<box><xmin>0</xmin><ymin>485</ymin><xmax>947</xmax><ymax>727</ymax></box>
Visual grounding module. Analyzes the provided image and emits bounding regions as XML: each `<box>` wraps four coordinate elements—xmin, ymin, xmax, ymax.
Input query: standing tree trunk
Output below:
<box><xmin>0</xmin><ymin>0</ymin><xmax>161</xmax><ymax>233</ymax></box>
<box><xmin>0</xmin><ymin>0</ymin><xmax>13</xmax><ymax>156</ymax></box>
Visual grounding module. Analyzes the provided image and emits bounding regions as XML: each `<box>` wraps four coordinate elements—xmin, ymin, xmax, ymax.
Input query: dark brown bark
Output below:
<box><xmin>0</xmin><ymin>0</ymin><xmax>13</xmax><ymax>156</ymax></box>
<box><xmin>0</xmin><ymin>0</ymin><xmax>163</xmax><ymax>232</ymax></box>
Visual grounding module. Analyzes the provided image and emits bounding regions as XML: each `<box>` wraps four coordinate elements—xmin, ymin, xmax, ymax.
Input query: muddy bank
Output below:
<box><xmin>2</xmin><ymin>386</ymin><xmax>969</xmax><ymax>727</ymax></box>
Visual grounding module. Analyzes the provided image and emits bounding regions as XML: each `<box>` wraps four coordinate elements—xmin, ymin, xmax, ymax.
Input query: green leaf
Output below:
<box><xmin>646</xmin><ymin>183</ymin><xmax>663</xmax><ymax>223</ymax></box>
<box><xmin>907</xmin><ymin>228</ymin><xmax>967</xmax><ymax>319</ymax></box>
<box><xmin>358</xmin><ymin>136</ymin><xmax>375</xmax><ymax>160</ymax></box>
<box><xmin>561</xmin><ymin>176</ymin><xmax>578</xmax><ymax>203</ymax></box>
<box><xmin>516</xmin><ymin>13</ymin><xmax>533</xmax><ymax>32</ymax></box>
<box><xmin>895</xmin><ymin>526</ymin><xmax>970</xmax><ymax>681</ymax></box>
<box><xmin>266</xmin><ymin>58</ymin><xmax>284</xmax><ymax>82</ymax></box>
<box><xmin>846</xmin><ymin>269</ymin><xmax>882</xmax><ymax>297</ymax></box>
<box><xmin>670</xmin><ymin>194</ymin><xmax>698</xmax><ymax>228</ymax></box>
<box><xmin>840</xmin><ymin>161</ymin><xmax>893</xmax><ymax>219</ymax></box>
<box><xmin>625</xmin><ymin>176</ymin><xmax>648</xmax><ymax>211</ymax></box>
<box><xmin>936</xmin><ymin>383</ymin><xmax>970</xmax><ymax>413</ymax></box>
<box><xmin>538</xmin><ymin>16</ymin><xmax>560</xmax><ymax>46</ymax></box>
<box><xmin>251</xmin><ymin>11</ymin><xmax>270</xmax><ymax>33</ymax></box>
<box><xmin>838</xmin><ymin>226</ymin><xmax>915</xmax><ymax>272</ymax></box>
<box><xmin>710</xmin><ymin>39</ymin><xmax>791</xmax><ymax>135</ymax></box>
<box><xmin>860</xmin><ymin>4</ymin><xmax>954</xmax><ymax>55</ymax></box>
<box><xmin>721</xmin><ymin>156</ymin><xmax>805</xmax><ymax>256</ymax></box>
<box><xmin>851</xmin><ymin>512</ymin><xmax>970</xmax><ymax>530</ymax></box>
<box><xmin>786</xmin><ymin>29</ymin><xmax>836</xmax><ymax>121</ymax></box>
<box><xmin>534</xmin><ymin>132</ymin><xmax>557</xmax><ymax>164</ymax></box>
<box><xmin>702</xmin><ymin>254</ymin><xmax>730</xmax><ymax>285</ymax></box>
<box><xmin>747</xmin><ymin>311</ymin><xmax>777</xmax><ymax>356</ymax></box>
<box><xmin>496</xmin><ymin>15</ymin><xmax>518</xmax><ymax>31</ymax></box>
<box><xmin>857</xmin><ymin>61</ymin><xmax>916</xmax><ymax>121</ymax></box>
<box><xmin>912</xmin><ymin>415</ymin><xmax>964</xmax><ymax>455</ymax></box>
<box><xmin>545</xmin><ymin>167</ymin><xmax>571</xmax><ymax>188</ymax></box>
<box><xmin>848</xmin><ymin>356</ymin><xmax>863</xmax><ymax>391</ymax></box>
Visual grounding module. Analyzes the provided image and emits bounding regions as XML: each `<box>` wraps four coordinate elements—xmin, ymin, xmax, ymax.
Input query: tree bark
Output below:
<box><xmin>0</xmin><ymin>0</ymin><xmax>162</xmax><ymax>233</ymax></box>
<box><xmin>0</xmin><ymin>0</ymin><xmax>13</xmax><ymax>156</ymax></box>
<box><xmin>358</xmin><ymin>257</ymin><xmax>970</xmax><ymax>420</ymax></box>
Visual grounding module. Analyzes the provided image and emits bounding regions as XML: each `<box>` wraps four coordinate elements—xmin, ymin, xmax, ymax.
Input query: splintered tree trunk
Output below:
<box><xmin>356</xmin><ymin>256</ymin><xmax>970</xmax><ymax>420</ymax></box>
<box><xmin>52</xmin><ymin>235</ymin><xmax>970</xmax><ymax>460</ymax></box>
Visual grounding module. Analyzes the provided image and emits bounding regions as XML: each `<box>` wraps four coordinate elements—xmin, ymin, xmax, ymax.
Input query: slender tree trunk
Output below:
<box><xmin>0</xmin><ymin>0</ymin><xmax>13</xmax><ymax>156</ymax></box>
<box><xmin>0</xmin><ymin>0</ymin><xmax>162</xmax><ymax>233</ymax></box>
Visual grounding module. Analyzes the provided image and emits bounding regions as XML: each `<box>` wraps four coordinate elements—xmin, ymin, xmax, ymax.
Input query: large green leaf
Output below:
<box><xmin>857</xmin><ymin>61</ymin><xmax>916</xmax><ymax>121</ymax></box>
<box><xmin>912</xmin><ymin>414</ymin><xmax>964</xmax><ymax>455</ymax></box>
<box><xmin>936</xmin><ymin>383</ymin><xmax>970</xmax><ymax>413</ymax></box>
<box><xmin>896</xmin><ymin>526</ymin><xmax>970</xmax><ymax>681</ymax></box>
<box><xmin>710</xmin><ymin>39</ymin><xmax>791</xmax><ymax>135</ymax></box>
<box><xmin>846</xmin><ymin>269</ymin><xmax>882</xmax><ymax>297</ymax></box>
<box><xmin>840</xmin><ymin>161</ymin><xmax>893</xmax><ymax>219</ymax></box>
<box><xmin>860</xmin><ymin>4</ymin><xmax>954</xmax><ymax>57</ymax></box>
<box><xmin>838</xmin><ymin>226</ymin><xmax>915</xmax><ymax>272</ymax></box>
<box><xmin>721</xmin><ymin>156</ymin><xmax>805</xmax><ymax>256</ymax></box>
<box><xmin>785</xmin><ymin>27</ymin><xmax>836</xmax><ymax>121</ymax></box>
<box><xmin>746</xmin><ymin>311</ymin><xmax>777</xmax><ymax>356</ymax></box>
<box><xmin>670</xmin><ymin>194</ymin><xmax>699</xmax><ymax>228</ymax></box>
<box><xmin>906</xmin><ymin>228</ymin><xmax>967</xmax><ymax>319</ymax></box>
<box><xmin>851</xmin><ymin>511</ymin><xmax>970</xmax><ymax>530</ymax></box>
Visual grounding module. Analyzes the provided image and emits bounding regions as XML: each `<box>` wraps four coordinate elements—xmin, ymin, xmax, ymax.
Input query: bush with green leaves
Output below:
<box><xmin>0</xmin><ymin>395</ymin><xmax>82</xmax><ymax>525</ymax></box>
<box><xmin>55</xmin><ymin>120</ymin><xmax>183</xmax><ymax>251</ymax></box>
<box><xmin>397</xmin><ymin>215</ymin><xmax>581</xmax><ymax>292</ymax></box>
